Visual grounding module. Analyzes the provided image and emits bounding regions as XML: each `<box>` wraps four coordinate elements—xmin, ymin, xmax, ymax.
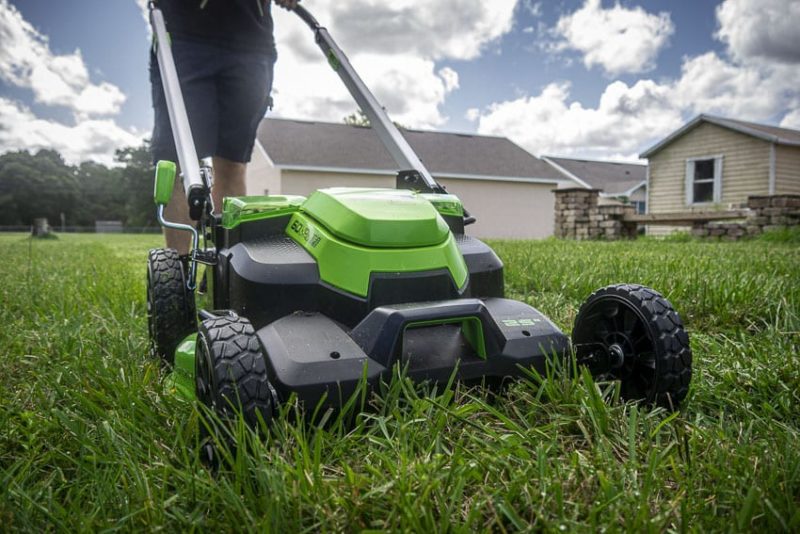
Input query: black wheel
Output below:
<box><xmin>572</xmin><ymin>284</ymin><xmax>692</xmax><ymax>408</ymax></box>
<box><xmin>146</xmin><ymin>248</ymin><xmax>195</xmax><ymax>365</ymax></box>
<box><xmin>195</xmin><ymin>314</ymin><xmax>277</xmax><ymax>430</ymax></box>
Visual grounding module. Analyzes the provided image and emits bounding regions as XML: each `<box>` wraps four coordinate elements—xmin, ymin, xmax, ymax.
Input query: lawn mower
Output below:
<box><xmin>146</xmin><ymin>4</ymin><xmax>692</xmax><ymax>431</ymax></box>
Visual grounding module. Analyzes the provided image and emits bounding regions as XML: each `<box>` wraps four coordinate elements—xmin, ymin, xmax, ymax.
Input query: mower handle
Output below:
<box><xmin>293</xmin><ymin>4</ymin><xmax>320</xmax><ymax>30</ymax></box>
<box><xmin>290</xmin><ymin>3</ymin><xmax>445</xmax><ymax>195</ymax></box>
<box><xmin>149</xmin><ymin>4</ymin><xmax>210</xmax><ymax>220</ymax></box>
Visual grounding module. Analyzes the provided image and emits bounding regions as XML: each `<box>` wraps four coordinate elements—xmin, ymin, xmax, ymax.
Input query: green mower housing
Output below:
<box><xmin>158</xmin><ymin>187</ymin><xmax>571</xmax><ymax>413</ymax></box>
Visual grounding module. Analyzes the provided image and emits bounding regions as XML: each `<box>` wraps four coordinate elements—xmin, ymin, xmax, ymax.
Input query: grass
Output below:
<box><xmin>1</xmin><ymin>232</ymin><xmax>798</xmax><ymax>531</ymax></box>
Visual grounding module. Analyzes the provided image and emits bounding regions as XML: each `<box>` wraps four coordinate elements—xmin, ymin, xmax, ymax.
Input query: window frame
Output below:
<box><xmin>685</xmin><ymin>155</ymin><xmax>723</xmax><ymax>206</ymax></box>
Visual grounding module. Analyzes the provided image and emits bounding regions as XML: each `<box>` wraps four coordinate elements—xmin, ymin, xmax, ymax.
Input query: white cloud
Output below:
<box><xmin>476</xmin><ymin>81</ymin><xmax>682</xmax><ymax>159</ymax></box>
<box><xmin>0</xmin><ymin>0</ymin><xmax>126</xmax><ymax>117</ymax></box>
<box><xmin>550</xmin><ymin>0</ymin><xmax>674</xmax><ymax>76</ymax></box>
<box><xmin>673</xmin><ymin>52</ymin><xmax>800</xmax><ymax>119</ymax></box>
<box><xmin>0</xmin><ymin>98</ymin><xmax>143</xmax><ymax>166</ymax></box>
<box><xmin>474</xmin><ymin>0</ymin><xmax>800</xmax><ymax>159</ymax></box>
<box><xmin>0</xmin><ymin>1</ymin><xmax>142</xmax><ymax>164</ymax></box>
<box><xmin>780</xmin><ymin>110</ymin><xmax>800</xmax><ymax>130</ymax></box>
<box><xmin>135</xmin><ymin>0</ymin><xmax>152</xmax><ymax>39</ymax></box>
<box><xmin>269</xmin><ymin>1</ymin><xmax>516</xmax><ymax>128</ymax></box>
<box><xmin>465</xmin><ymin>108</ymin><xmax>480</xmax><ymax>122</ymax></box>
<box><xmin>716</xmin><ymin>0</ymin><xmax>800</xmax><ymax>64</ymax></box>
<box><xmin>474</xmin><ymin>47</ymin><xmax>800</xmax><ymax>159</ymax></box>
<box><xmin>326</xmin><ymin>1</ymin><xmax>516</xmax><ymax>61</ymax></box>
<box><xmin>522</xmin><ymin>1</ymin><xmax>542</xmax><ymax>18</ymax></box>
<box><xmin>438</xmin><ymin>67</ymin><xmax>459</xmax><ymax>93</ymax></box>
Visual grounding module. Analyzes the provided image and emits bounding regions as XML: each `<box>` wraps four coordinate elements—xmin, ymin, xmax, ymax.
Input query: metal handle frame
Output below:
<box><xmin>157</xmin><ymin>204</ymin><xmax>199</xmax><ymax>290</ymax></box>
<box><xmin>294</xmin><ymin>5</ymin><xmax>445</xmax><ymax>194</ymax></box>
<box><xmin>149</xmin><ymin>3</ymin><xmax>210</xmax><ymax>219</ymax></box>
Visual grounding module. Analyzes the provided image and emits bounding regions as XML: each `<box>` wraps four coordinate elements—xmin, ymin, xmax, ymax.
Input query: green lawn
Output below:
<box><xmin>1</xmin><ymin>233</ymin><xmax>798</xmax><ymax>531</ymax></box>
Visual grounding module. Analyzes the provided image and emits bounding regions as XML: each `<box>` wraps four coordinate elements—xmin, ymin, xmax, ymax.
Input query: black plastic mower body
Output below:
<box><xmin>197</xmin><ymin>191</ymin><xmax>570</xmax><ymax>411</ymax></box>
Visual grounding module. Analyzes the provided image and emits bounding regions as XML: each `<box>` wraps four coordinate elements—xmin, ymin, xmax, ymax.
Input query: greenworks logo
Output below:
<box><xmin>501</xmin><ymin>318</ymin><xmax>541</xmax><ymax>327</ymax></box>
<box><xmin>327</xmin><ymin>50</ymin><xmax>340</xmax><ymax>71</ymax></box>
<box><xmin>290</xmin><ymin>219</ymin><xmax>322</xmax><ymax>248</ymax></box>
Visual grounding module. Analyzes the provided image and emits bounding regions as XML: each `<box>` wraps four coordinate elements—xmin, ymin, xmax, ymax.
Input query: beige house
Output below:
<box><xmin>640</xmin><ymin>115</ymin><xmax>800</xmax><ymax>233</ymax></box>
<box><xmin>247</xmin><ymin>118</ymin><xmax>574</xmax><ymax>239</ymax></box>
<box><xmin>543</xmin><ymin>156</ymin><xmax>648</xmax><ymax>213</ymax></box>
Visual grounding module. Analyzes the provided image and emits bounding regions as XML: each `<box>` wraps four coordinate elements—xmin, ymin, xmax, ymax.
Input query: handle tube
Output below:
<box><xmin>293</xmin><ymin>5</ymin><xmax>444</xmax><ymax>193</ymax></box>
<box><xmin>150</xmin><ymin>5</ymin><xmax>207</xmax><ymax>217</ymax></box>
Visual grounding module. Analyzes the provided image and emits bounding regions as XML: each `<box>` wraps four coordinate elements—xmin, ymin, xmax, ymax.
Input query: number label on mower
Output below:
<box><xmin>501</xmin><ymin>318</ymin><xmax>541</xmax><ymax>327</ymax></box>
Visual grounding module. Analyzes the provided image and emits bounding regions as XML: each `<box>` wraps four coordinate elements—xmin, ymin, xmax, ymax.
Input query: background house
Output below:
<box><xmin>640</xmin><ymin>114</ymin><xmax>800</xmax><ymax>234</ymax></box>
<box><xmin>247</xmin><ymin>118</ymin><xmax>573</xmax><ymax>239</ymax></box>
<box><xmin>542</xmin><ymin>156</ymin><xmax>648</xmax><ymax>213</ymax></box>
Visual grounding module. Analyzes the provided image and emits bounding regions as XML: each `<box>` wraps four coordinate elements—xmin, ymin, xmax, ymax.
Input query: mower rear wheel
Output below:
<box><xmin>195</xmin><ymin>314</ymin><xmax>277</xmax><ymax>430</ymax></box>
<box><xmin>572</xmin><ymin>284</ymin><xmax>692</xmax><ymax>408</ymax></box>
<box><xmin>147</xmin><ymin>248</ymin><xmax>195</xmax><ymax>366</ymax></box>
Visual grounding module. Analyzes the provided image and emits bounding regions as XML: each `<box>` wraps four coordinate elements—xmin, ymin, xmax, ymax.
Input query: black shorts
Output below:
<box><xmin>150</xmin><ymin>38</ymin><xmax>275</xmax><ymax>164</ymax></box>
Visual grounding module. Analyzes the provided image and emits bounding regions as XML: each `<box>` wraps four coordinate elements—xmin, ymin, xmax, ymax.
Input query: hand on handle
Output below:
<box><xmin>274</xmin><ymin>0</ymin><xmax>299</xmax><ymax>10</ymax></box>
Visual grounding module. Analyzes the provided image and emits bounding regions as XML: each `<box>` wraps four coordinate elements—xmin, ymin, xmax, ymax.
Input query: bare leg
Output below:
<box><xmin>211</xmin><ymin>157</ymin><xmax>247</xmax><ymax>210</ymax></box>
<box><xmin>161</xmin><ymin>158</ymin><xmax>247</xmax><ymax>255</ymax></box>
<box><xmin>163</xmin><ymin>177</ymin><xmax>192</xmax><ymax>255</ymax></box>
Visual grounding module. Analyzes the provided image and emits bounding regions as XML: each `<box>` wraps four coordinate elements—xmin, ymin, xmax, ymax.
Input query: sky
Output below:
<box><xmin>0</xmin><ymin>0</ymin><xmax>799</xmax><ymax>166</ymax></box>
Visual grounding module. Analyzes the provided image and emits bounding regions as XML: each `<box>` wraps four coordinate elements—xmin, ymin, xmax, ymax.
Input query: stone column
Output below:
<box><xmin>553</xmin><ymin>188</ymin><xmax>599</xmax><ymax>240</ymax></box>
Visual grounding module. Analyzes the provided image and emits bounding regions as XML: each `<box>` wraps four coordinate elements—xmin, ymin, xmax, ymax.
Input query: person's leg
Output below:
<box><xmin>162</xmin><ymin>178</ymin><xmax>192</xmax><ymax>255</ymax></box>
<box><xmin>215</xmin><ymin>49</ymin><xmax>275</xmax><ymax>189</ymax></box>
<box><xmin>211</xmin><ymin>157</ymin><xmax>247</xmax><ymax>211</ymax></box>
<box><xmin>150</xmin><ymin>39</ymin><xmax>219</xmax><ymax>255</ymax></box>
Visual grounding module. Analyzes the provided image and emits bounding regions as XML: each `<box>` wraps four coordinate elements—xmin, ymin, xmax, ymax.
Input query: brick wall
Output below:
<box><xmin>554</xmin><ymin>188</ymin><xmax>637</xmax><ymax>240</ymax></box>
<box><xmin>554</xmin><ymin>190</ymin><xmax>800</xmax><ymax>241</ymax></box>
<box><xmin>691</xmin><ymin>195</ymin><xmax>800</xmax><ymax>240</ymax></box>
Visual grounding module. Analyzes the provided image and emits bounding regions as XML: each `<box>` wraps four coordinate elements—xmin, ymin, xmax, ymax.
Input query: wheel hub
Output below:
<box><xmin>608</xmin><ymin>343</ymin><xmax>625</xmax><ymax>368</ymax></box>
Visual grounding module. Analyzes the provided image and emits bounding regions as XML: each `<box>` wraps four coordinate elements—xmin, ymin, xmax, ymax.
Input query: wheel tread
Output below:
<box><xmin>196</xmin><ymin>315</ymin><xmax>275</xmax><ymax>427</ymax></box>
<box><xmin>574</xmin><ymin>283</ymin><xmax>692</xmax><ymax>408</ymax></box>
<box><xmin>147</xmin><ymin>248</ymin><xmax>195</xmax><ymax>365</ymax></box>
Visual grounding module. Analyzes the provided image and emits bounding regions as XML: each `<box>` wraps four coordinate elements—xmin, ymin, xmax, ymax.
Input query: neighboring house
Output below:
<box><xmin>542</xmin><ymin>156</ymin><xmax>648</xmax><ymax>213</ymax></box>
<box><xmin>248</xmin><ymin>118</ymin><xmax>571</xmax><ymax>239</ymax></box>
<box><xmin>640</xmin><ymin>115</ymin><xmax>800</xmax><ymax>231</ymax></box>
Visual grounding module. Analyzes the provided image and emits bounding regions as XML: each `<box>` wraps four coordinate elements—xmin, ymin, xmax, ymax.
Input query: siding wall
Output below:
<box><xmin>648</xmin><ymin>122</ymin><xmax>770</xmax><ymax>213</ymax></box>
<box><xmin>262</xmin><ymin>169</ymin><xmax>555</xmax><ymax>239</ymax></box>
<box><xmin>246</xmin><ymin>142</ymin><xmax>282</xmax><ymax>196</ymax></box>
<box><xmin>647</xmin><ymin>122</ymin><xmax>771</xmax><ymax>235</ymax></box>
<box><xmin>775</xmin><ymin>144</ymin><xmax>800</xmax><ymax>194</ymax></box>
<box><xmin>437</xmin><ymin>178</ymin><xmax>555</xmax><ymax>239</ymax></box>
<box><xmin>280</xmin><ymin>170</ymin><xmax>394</xmax><ymax>195</ymax></box>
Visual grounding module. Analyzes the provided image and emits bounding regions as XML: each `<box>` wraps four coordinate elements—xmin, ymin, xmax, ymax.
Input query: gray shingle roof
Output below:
<box><xmin>543</xmin><ymin>156</ymin><xmax>646</xmax><ymax>195</ymax></box>
<box><xmin>640</xmin><ymin>114</ymin><xmax>800</xmax><ymax>157</ymax></box>
<box><xmin>708</xmin><ymin>116</ymin><xmax>800</xmax><ymax>145</ymax></box>
<box><xmin>256</xmin><ymin>118</ymin><xmax>564</xmax><ymax>182</ymax></box>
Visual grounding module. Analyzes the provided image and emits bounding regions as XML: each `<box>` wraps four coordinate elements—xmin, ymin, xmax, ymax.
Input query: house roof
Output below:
<box><xmin>640</xmin><ymin>114</ymin><xmax>800</xmax><ymax>158</ymax></box>
<box><xmin>542</xmin><ymin>156</ymin><xmax>647</xmax><ymax>196</ymax></box>
<box><xmin>255</xmin><ymin>118</ymin><xmax>564</xmax><ymax>183</ymax></box>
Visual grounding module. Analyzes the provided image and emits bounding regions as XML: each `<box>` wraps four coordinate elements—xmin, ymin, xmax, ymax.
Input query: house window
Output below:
<box><xmin>632</xmin><ymin>200</ymin><xmax>646</xmax><ymax>214</ymax></box>
<box><xmin>686</xmin><ymin>156</ymin><xmax>722</xmax><ymax>205</ymax></box>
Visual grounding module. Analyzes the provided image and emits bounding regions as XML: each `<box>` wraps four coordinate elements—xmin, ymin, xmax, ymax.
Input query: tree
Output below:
<box><xmin>0</xmin><ymin>150</ymin><xmax>78</xmax><ymax>226</ymax></box>
<box><xmin>0</xmin><ymin>142</ymin><xmax>157</xmax><ymax>228</ymax></box>
<box><xmin>74</xmin><ymin>161</ymin><xmax>128</xmax><ymax>225</ymax></box>
<box><xmin>343</xmin><ymin>109</ymin><xmax>371</xmax><ymax>127</ymax></box>
<box><xmin>116</xmin><ymin>142</ymin><xmax>158</xmax><ymax>228</ymax></box>
<box><xmin>343</xmin><ymin>108</ymin><xmax>407</xmax><ymax>130</ymax></box>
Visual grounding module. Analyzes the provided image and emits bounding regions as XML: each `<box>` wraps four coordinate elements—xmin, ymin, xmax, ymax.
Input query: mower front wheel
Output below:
<box><xmin>147</xmin><ymin>248</ymin><xmax>195</xmax><ymax>366</ymax></box>
<box><xmin>195</xmin><ymin>314</ymin><xmax>278</xmax><ymax>431</ymax></box>
<box><xmin>572</xmin><ymin>284</ymin><xmax>692</xmax><ymax>408</ymax></box>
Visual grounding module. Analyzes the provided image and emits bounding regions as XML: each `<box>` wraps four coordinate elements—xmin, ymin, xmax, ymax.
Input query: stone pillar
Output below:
<box><xmin>553</xmin><ymin>188</ymin><xmax>599</xmax><ymax>240</ymax></box>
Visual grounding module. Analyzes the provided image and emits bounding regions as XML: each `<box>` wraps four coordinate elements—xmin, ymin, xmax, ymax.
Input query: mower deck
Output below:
<box><xmin>257</xmin><ymin>297</ymin><xmax>569</xmax><ymax>410</ymax></box>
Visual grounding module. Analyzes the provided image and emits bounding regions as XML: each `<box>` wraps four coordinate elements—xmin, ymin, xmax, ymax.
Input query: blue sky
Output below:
<box><xmin>1</xmin><ymin>0</ymin><xmax>798</xmax><ymax>165</ymax></box>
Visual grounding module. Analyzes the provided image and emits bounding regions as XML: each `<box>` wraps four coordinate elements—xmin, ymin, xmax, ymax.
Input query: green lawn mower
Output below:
<box><xmin>146</xmin><ymin>4</ymin><xmax>692</xmax><ymax>433</ymax></box>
